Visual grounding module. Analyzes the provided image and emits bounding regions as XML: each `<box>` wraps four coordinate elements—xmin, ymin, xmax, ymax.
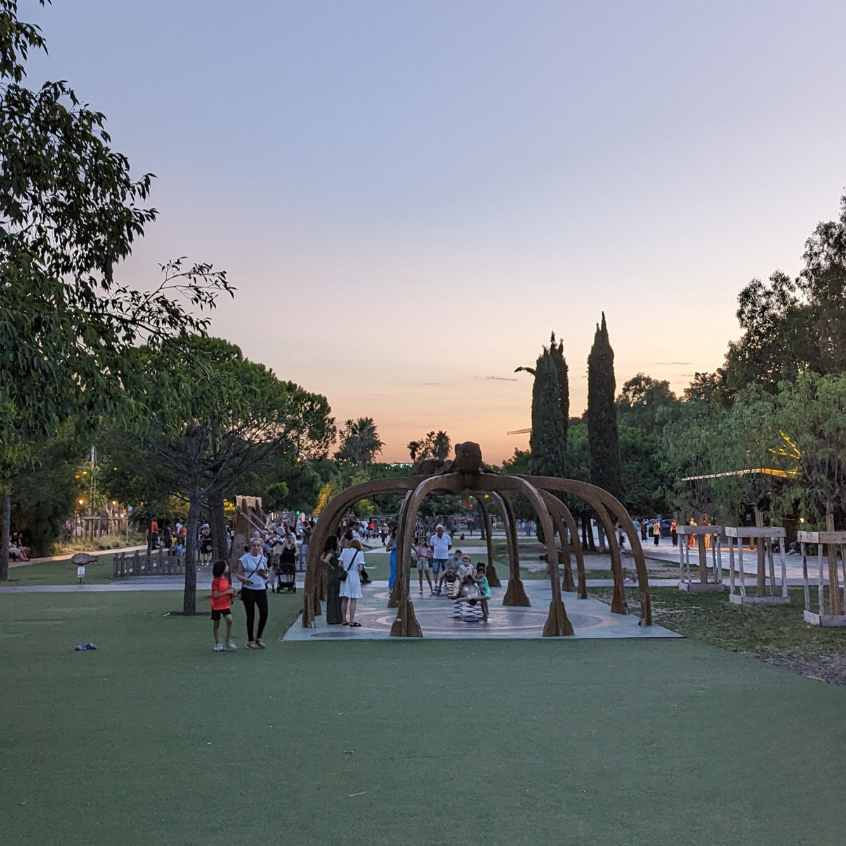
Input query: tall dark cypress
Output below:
<box><xmin>549</xmin><ymin>331</ymin><xmax>569</xmax><ymax>444</ymax></box>
<box><xmin>528</xmin><ymin>340</ymin><xmax>568</xmax><ymax>477</ymax></box>
<box><xmin>587</xmin><ymin>312</ymin><xmax>622</xmax><ymax>495</ymax></box>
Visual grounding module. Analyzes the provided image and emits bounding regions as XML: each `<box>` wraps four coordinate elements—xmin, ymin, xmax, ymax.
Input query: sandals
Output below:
<box><xmin>246</xmin><ymin>641</ymin><xmax>259</xmax><ymax>649</ymax></box>
<box><xmin>256</xmin><ymin>639</ymin><xmax>267</xmax><ymax>649</ymax></box>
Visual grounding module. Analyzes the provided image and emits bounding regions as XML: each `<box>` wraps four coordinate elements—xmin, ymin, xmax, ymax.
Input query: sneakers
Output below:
<box><xmin>226</xmin><ymin>641</ymin><xmax>238</xmax><ymax>651</ymax></box>
<box><xmin>213</xmin><ymin>643</ymin><xmax>224</xmax><ymax>652</ymax></box>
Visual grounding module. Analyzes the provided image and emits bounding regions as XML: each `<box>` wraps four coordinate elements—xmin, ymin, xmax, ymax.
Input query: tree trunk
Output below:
<box><xmin>581</xmin><ymin>513</ymin><xmax>596</xmax><ymax>552</ymax></box>
<box><xmin>0</xmin><ymin>490</ymin><xmax>11</xmax><ymax>582</ymax></box>
<box><xmin>208</xmin><ymin>491</ymin><xmax>228</xmax><ymax>563</ymax></box>
<box><xmin>182</xmin><ymin>493</ymin><xmax>202</xmax><ymax>615</ymax></box>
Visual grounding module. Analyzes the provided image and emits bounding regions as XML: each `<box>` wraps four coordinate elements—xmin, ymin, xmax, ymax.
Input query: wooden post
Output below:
<box><xmin>697</xmin><ymin>534</ymin><xmax>707</xmax><ymax>584</ymax></box>
<box><xmin>801</xmin><ymin>542</ymin><xmax>810</xmax><ymax>612</ymax></box>
<box><xmin>754</xmin><ymin>507</ymin><xmax>765</xmax><ymax>591</ymax></box>
<box><xmin>825</xmin><ymin>511</ymin><xmax>841</xmax><ymax>616</ymax></box>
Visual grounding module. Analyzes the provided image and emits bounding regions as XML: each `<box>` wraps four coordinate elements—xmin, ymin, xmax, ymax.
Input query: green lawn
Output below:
<box><xmin>597</xmin><ymin>586</ymin><xmax>846</xmax><ymax>685</ymax></box>
<box><xmin>2</xmin><ymin>590</ymin><xmax>846</xmax><ymax>845</ymax></box>
<box><xmin>6</xmin><ymin>557</ymin><xmax>119</xmax><ymax>585</ymax></box>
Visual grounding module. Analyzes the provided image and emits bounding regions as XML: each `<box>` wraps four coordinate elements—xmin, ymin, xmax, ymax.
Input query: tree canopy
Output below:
<box><xmin>335</xmin><ymin>418</ymin><xmax>384</xmax><ymax>467</ymax></box>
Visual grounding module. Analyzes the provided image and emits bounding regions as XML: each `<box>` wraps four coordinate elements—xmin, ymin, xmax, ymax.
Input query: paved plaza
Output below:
<box><xmin>284</xmin><ymin>579</ymin><xmax>679</xmax><ymax>641</ymax></box>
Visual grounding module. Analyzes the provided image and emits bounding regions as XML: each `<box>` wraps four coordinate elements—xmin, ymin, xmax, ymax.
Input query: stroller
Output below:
<box><xmin>275</xmin><ymin>551</ymin><xmax>296</xmax><ymax>593</ymax></box>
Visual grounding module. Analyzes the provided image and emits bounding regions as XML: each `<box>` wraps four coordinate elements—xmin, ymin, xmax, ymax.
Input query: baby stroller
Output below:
<box><xmin>276</xmin><ymin>559</ymin><xmax>296</xmax><ymax>593</ymax></box>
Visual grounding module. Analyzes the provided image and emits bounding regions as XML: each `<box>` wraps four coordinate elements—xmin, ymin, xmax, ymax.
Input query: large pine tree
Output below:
<box><xmin>588</xmin><ymin>313</ymin><xmax>622</xmax><ymax>495</ymax></box>
<box><xmin>526</xmin><ymin>334</ymin><xmax>568</xmax><ymax>477</ymax></box>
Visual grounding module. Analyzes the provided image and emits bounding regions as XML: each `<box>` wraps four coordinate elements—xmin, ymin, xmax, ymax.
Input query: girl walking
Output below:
<box><xmin>210</xmin><ymin>559</ymin><xmax>237</xmax><ymax>651</ymax></box>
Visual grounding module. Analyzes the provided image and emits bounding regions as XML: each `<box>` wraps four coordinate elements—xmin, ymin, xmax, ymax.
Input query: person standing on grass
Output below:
<box><xmin>339</xmin><ymin>537</ymin><xmax>366</xmax><ymax>627</ymax></box>
<box><xmin>237</xmin><ymin>537</ymin><xmax>270</xmax><ymax>649</ymax></box>
<box><xmin>429</xmin><ymin>524</ymin><xmax>452</xmax><ymax>595</ymax></box>
<box><xmin>323</xmin><ymin>536</ymin><xmax>344</xmax><ymax>625</ymax></box>
<box><xmin>210</xmin><ymin>559</ymin><xmax>237</xmax><ymax>652</ymax></box>
<box><xmin>653</xmin><ymin>519</ymin><xmax>661</xmax><ymax>546</ymax></box>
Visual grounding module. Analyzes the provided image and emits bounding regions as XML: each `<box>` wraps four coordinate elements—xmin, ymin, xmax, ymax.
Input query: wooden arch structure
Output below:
<box><xmin>302</xmin><ymin>443</ymin><xmax>652</xmax><ymax>636</ymax></box>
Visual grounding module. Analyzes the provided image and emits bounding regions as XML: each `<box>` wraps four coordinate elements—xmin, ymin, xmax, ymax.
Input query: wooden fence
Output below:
<box><xmin>113</xmin><ymin>548</ymin><xmax>186</xmax><ymax>578</ymax></box>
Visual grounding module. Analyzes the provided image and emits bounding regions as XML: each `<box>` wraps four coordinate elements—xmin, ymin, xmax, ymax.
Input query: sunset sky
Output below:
<box><xmin>30</xmin><ymin>1</ymin><xmax>846</xmax><ymax>462</ymax></box>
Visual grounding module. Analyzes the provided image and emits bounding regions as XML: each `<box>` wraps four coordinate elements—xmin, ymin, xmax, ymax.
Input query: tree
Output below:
<box><xmin>0</xmin><ymin>3</ymin><xmax>232</xmax><ymax>578</ymax></box>
<box><xmin>614</xmin><ymin>374</ymin><xmax>680</xmax><ymax>515</ymax></box>
<box><xmin>407</xmin><ymin>430</ymin><xmax>451</xmax><ymax>462</ymax></box>
<box><xmin>335</xmin><ymin>418</ymin><xmax>384</xmax><ymax>467</ymax></box>
<box><xmin>684</xmin><ymin>371</ymin><xmax>730</xmax><ymax>405</ymax></box>
<box><xmin>516</xmin><ymin>333</ymin><xmax>569</xmax><ymax>477</ymax></box>
<box><xmin>101</xmin><ymin>337</ymin><xmax>334</xmax><ymax>612</ymax></box>
<box><xmin>528</xmin><ymin>344</ymin><xmax>567</xmax><ymax>477</ymax></box>
<box><xmin>587</xmin><ymin>313</ymin><xmax>622</xmax><ymax>497</ymax></box>
<box><xmin>768</xmin><ymin>373</ymin><xmax>846</xmax><ymax>528</ymax></box>
<box><xmin>722</xmin><ymin>195</ymin><xmax>846</xmax><ymax>394</ymax></box>
<box><xmin>263</xmin><ymin>461</ymin><xmax>322</xmax><ymax>514</ymax></box>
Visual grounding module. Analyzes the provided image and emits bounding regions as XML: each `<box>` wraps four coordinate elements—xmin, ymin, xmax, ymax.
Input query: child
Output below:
<box><xmin>210</xmin><ymin>560</ymin><xmax>237</xmax><ymax>652</ymax></box>
<box><xmin>415</xmin><ymin>539</ymin><xmax>434</xmax><ymax>595</ymax></box>
<box><xmin>475</xmin><ymin>563</ymin><xmax>492</xmax><ymax>622</ymax></box>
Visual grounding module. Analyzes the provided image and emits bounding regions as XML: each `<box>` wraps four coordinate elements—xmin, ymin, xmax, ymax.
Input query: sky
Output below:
<box><xmin>27</xmin><ymin>0</ymin><xmax>846</xmax><ymax>462</ymax></box>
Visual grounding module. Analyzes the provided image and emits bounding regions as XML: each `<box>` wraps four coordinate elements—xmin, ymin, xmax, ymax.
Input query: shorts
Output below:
<box><xmin>210</xmin><ymin>608</ymin><xmax>232</xmax><ymax>621</ymax></box>
<box><xmin>432</xmin><ymin>559</ymin><xmax>448</xmax><ymax>575</ymax></box>
<box><xmin>417</xmin><ymin>559</ymin><xmax>432</xmax><ymax>572</ymax></box>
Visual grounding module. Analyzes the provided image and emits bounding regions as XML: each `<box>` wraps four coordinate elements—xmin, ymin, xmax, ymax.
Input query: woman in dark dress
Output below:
<box><xmin>323</xmin><ymin>536</ymin><xmax>343</xmax><ymax>625</ymax></box>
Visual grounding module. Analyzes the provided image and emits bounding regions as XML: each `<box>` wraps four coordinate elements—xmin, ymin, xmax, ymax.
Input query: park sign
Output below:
<box><xmin>70</xmin><ymin>553</ymin><xmax>98</xmax><ymax>567</ymax></box>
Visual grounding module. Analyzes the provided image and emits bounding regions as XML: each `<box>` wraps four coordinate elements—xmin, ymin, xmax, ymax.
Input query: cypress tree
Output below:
<box><xmin>587</xmin><ymin>313</ymin><xmax>622</xmax><ymax>495</ymax></box>
<box><xmin>528</xmin><ymin>340</ymin><xmax>568</xmax><ymax>477</ymax></box>
<box><xmin>549</xmin><ymin>331</ymin><xmax>569</xmax><ymax>441</ymax></box>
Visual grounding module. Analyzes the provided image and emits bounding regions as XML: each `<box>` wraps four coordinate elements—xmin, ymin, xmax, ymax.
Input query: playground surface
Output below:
<box><xmin>284</xmin><ymin>579</ymin><xmax>679</xmax><ymax>640</ymax></box>
<box><xmin>2</xmin><ymin>589</ymin><xmax>845</xmax><ymax>846</ymax></box>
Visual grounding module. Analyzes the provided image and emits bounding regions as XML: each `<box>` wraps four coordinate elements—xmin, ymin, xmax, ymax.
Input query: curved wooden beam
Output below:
<box><xmin>486</xmin><ymin>492</ymin><xmax>517</xmax><ymax>588</ymax></box>
<box><xmin>524</xmin><ymin>476</ymin><xmax>652</xmax><ymax>626</ymax></box>
<box><xmin>519</xmin><ymin>476</ymin><xmax>626</xmax><ymax>615</ymax></box>
<box><xmin>388</xmin><ymin>491</ymin><xmax>414</xmax><ymax>608</ymax></box>
<box><xmin>489</xmin><ymin>490</ymin><xmax>528</xmax><ymax>605</ymax></box>
<box><xmin>473</xmin><ymin>474</ymin><xmax>573</xmax><ymax>635</ymax></box>
<box><xmin>302</xmin><ymin>477</ymin><xmax>425</xmax><ymax>627</ymax></box>
<box><xmin>395</xmin><ymin>475</ymin><xmax>467</xmax><ymax>636</ymax></box>
<box><xmin>475</xmin><ymin>497</ymin><xmax>495</xmax><ymax>571</ymax></box>
<box><xmin>539</xmin><ymin>491</ymin><xmax>586</xmax><ymax>598</ymax></box>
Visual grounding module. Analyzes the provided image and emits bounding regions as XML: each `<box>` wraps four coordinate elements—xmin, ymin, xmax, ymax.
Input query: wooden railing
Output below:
<box><xmin>113</xmin><ymin>548</ymin><xmax>186</xmax><ymax>577</ymax></box>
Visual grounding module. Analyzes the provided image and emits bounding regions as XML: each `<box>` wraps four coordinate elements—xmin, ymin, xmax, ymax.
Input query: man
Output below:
<box><xmin>429</xmin><ymin>524</ymin><xmax>452</xmax><ymax>595</ymax></box>
<box><xmin>653</xmin><ymin>519</ymin><xmax>661</xmax><ymax>546</ymax></box>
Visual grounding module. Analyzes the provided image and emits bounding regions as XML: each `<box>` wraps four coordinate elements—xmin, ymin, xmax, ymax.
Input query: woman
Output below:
<box><xmin>386</xmin><ymin>525</ymin><xmax>398</xmax><ymax>591</ymax></box>
<box><xmin>323</xmin><ymin>536</ymin><xmax>344</xmax><ymax>625</ymax></box>
<box><xmin>339</xmin><ymin>538</ymin><xmax>366</xmax><ymax>627</ymax></box>
<box><xmin>236</xmin><ymin>537</ymin><xmax>270</xmax><ymax>648</ymax></box>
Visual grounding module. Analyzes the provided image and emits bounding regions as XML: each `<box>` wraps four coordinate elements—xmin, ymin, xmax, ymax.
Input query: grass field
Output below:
<box><xmin>597</xmin><ymin>585</ymin><xmax>846</xmax><ymax>685</ymax></box>
<box><xmin>2</xmin><ymin>589</ymin><xmax>846</xmax><ymax>845</ymax></box>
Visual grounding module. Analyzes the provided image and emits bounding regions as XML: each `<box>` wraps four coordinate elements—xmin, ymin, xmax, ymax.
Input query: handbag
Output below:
<box><xmin>360</xmin><ymin>566</ymin><xmax>371</xmax><ymax>585</ymax></box>
<box><xmin>339</xmin><ymin>549</ymin><xmax>359</xmax><ymax>582</ymax></box>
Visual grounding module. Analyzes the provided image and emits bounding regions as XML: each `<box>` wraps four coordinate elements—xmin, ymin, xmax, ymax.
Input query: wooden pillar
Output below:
<box><xmin>825</xmin><ymin>511</ymin><xmax>842</xmax><ymax>616</ymax></box>
<box><xmin>754</xmin><ymin>507</ymin><xmax>765</xmax><ymax>591</ymax></box>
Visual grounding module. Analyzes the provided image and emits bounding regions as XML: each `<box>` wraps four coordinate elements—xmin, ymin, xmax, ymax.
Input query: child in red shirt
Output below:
<box><xmin>210</xmin><ymin>560</ymin><xmax>237</xmax><ymax>652</ymax></box>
